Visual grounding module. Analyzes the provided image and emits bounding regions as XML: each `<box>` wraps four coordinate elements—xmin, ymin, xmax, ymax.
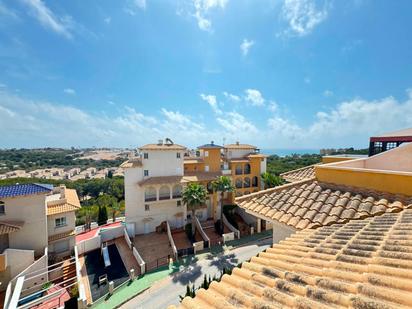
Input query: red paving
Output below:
<box><xmin>30</xmin><ymin>285</ymin><xmax>70</xmax><ymax>309</ymax></box>
<box><xmin>76</xmin><ymin>222</ymin><xmax>122</xmax><ymax>243</ymax></box>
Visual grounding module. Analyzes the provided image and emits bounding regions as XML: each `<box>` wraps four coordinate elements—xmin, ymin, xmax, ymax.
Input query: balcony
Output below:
<box><xmin>222</xmin><ymin>169</ymin><xmax>232</xmax><ymax>175</ymax></box>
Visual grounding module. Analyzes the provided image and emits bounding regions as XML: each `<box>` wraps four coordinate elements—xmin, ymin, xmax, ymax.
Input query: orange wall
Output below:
<box><xmin>184</xmin><ymin>162</ymin><xmax>205</xmax><ymax>172</ymax></box>
<box><xmin>203</xmin><ymin>148</ymin><xmax>222</xmax><ymax>172</ymax></box>
<box><xmin>322</xmin><ymin>156</ymin><xmax>356</xmax><ymax>164</ymax></box>
<box><xmin>316</xmin><ymin>165</ymin><xmax>412</xmax><ymax>196</ymax></box>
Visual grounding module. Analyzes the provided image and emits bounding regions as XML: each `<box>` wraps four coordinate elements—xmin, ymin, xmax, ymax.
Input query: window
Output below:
<box><xmin>144</xmin><ymin>187</ymin><xmax>157</xmax><ymax>202</ymax></box>
<box><xmin>145</xmin><ymin>204</ymin><xmax>150</xmax><ymax>211</ymax></box>
<box><xmin>0</xmin><ymin>201</ymin><xmax>4</xmax><ymax>215</ymax></box>
<box><xmin>235</xmin><ymin>178</ymin><xmax>243</xmax><ymax>189</ymax></box>
<box><xmin>205</xmin><ymin>151</ymin><xmax>209</xmax><ymax>157</ymax></box>
<box><xmin>387</xmin><ymin>142</ymin><xmax>397</xmax><ymax>150</ymax></box>
<box><xmin>177</xmin><ymin>200</ymin><xmax>181</xmax><ymax>207</ymax></box>
<box><xmin>235</xmin><ymin>164</ymin><xmax>243</xmax><ymax>175</ymax></box>
<box><xmin>244</xmin><ymin>177</ymin><xmax>251</xmax><ymax>188</ymax></box>
<box><xmin>207</xmin><ymin>182</ymin><xmax>213</xmax><ymax>194</ymax></box>
<box><xmin>373</xmin><ymin>142</ymin><xmax>383</xmax><ymax>154</ymax></box>
<box><xmin>144</xmin><ymin>170</ymin><xmax>149</xmax><ymax>177</ymax></box>
<box><xmin>177</xmin><ymin>152</ymin><xmax>181</xmax><ymax>158</ymax></box>
<box><xmin>172</xmin><ymin>185</ymin><xmax>183</xmax><ymax>198</ymax></box>
<box><xmin>252</xmin><ymin>176</ymin><xmax>258</xmax><ymax>187</ymax></box>
<box><xmin>143</xmin><ymin>153</ymin><xmax>149</xmax><ymax>159</ymax></box>
<box><xmin>205</xmin><ymin>165</ymin><xmax>209</xmax><ymax>172</ymax></box>
<box><xmin>159</xmin><ymin>185</ymin><xmax>171</xmax><ymax>200</ymax></box>
<box><xmin>244</xmin><ymin>164</ymin><xmax>251</xmax><ymax>175</ymax></box>
<box><xmin>55</xmin><ymin>217</ymin><xmax>67</xmax><ymax>228</ymax></box>
<box><xmin>54</xmin><ymin>240</ymin><xmax>69</xmax><ymax>254</ymax></box>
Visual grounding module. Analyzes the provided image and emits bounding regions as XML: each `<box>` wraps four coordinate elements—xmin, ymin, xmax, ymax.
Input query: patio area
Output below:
<box><xmin>171</xmin><ymin>229</ymin><xmax>192</xmax><ymax>250</ymax></box>
<box><xmin>133</xmin><ymin>232</ymin><xmax>173</xmax><ymax>271</ymax></box>
<box><xmin>84</xmin><ymin>244</ymin><xmax>129</xmax><ymax>302</ymax></box>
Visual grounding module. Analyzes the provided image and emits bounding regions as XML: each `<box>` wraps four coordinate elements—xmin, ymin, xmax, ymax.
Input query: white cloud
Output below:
<box><xmin>0</xmin><ymin>83</ymin><xmax>7</xmax><ymax>88</ymax></box>
<box><xmin>240</xmin><ymin>39</ymin><xmax>255</xmax><ymax>56</ymax></box>
<box><xmin>216</xmin><ymin>111</ymin><xmax>258</xmax><ymax>137</ymax></box>
<box><xmin>0</xmin><ymin>2</ymin><xmax>19</xmax><ymax>19</ymax></box>
<box><xmin>267</xmin><ymin>89</ymin><xmax>412</xmax><ymax>147</ymax></box>
<box><xmin>223</xmin><ymin>91</ymin><xmax>240</xmax><ymax>102</ymax></box>
<box><xmin>134</xmin><ymin>0</ymin><xmax>146</xmax><ymax>10</ymax></box>
<box><xmin>244</xmin><ymin>89</ymin><xmax>265</xmax><ymax>106</ymax></box>
<box><xmin>0</xmin><ymin>90</ymin><xmax>209</xmax><ymax>147</ymax></box>
<box><xmin>104</xmin><ymin>17</ymin><xmax>111</xmax><ymax>24</ymax></box>
<box><xmin>280</xmin><ymin>0</ymin><xmax>329</xmax><ymax>37</ymax></box>
<box><xmin>63</xmin><ymin>88</ymin><xmax>76</xmax><ymax>95</ymax></box>
<box><xmin>268</xmin><ymin>101</ymin><xmax>279</xmax><ymax>112</ymax></box>
<box><xmin>200</xmin><ymin>93</ymin><xmax>222</xmax><ymax>114</ymax></box>
<box><xmin>21</xmin><ymin>0</ymin><xmax>73</xmax><ymax>39</ymax></box>
<box><xmin>240</xmin><ymin>39</ymin><xmax>254</xmax><ymax>56</ymax></box>
<box><xmin>323</xmin><ymin>90</ymin><xmax>333</xmax><ymax>97</ymax></box>
<box><xmin>107</xmin><ymin>101</ymin><xmax>115</xmax><ymax>105</ymax></box>
<box><xmin>124</xmin><ymin>0</ymin><xmax>146</xmax><ymax>15</ymax></box>
<box><xmin>192</xmin><ymin>0</ymin><xmax>228</xmax><ymax>31</ymax></box>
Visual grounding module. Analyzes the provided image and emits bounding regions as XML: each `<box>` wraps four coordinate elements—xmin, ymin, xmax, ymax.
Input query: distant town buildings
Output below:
<box><xmin>0</xmin><ymin>166</ymin><xmax>124</xmax><ymax>181</ymax></box>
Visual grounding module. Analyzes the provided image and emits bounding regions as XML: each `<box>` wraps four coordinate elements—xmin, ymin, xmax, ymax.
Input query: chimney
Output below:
<box><xmin>158</xmin><ymin>139</ymin><xmax>163</xmax><ymax>145</ymax></box>
<box><xmin>236</xmin><ymin>141</ymin><xmax>240</xmax><ymax>145</ymax></box>
<box><xmin>211</xmin><ymin>141</ymin><xmax>214</xmax><ymax>145</ymax></box>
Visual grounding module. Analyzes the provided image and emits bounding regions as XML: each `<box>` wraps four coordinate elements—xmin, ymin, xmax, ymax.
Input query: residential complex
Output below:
<box><xmin>121</xmin><ymin>139</ymin><xmax>267</xmax><ymax>236</ymax></box>
<box><xmin>0</xmin><ymin>183</ymin><xmax>80</xmax><ymax>291</ymax></box>
<box><xmin>0</xmin><ymin>167</ymin><xmax>124</xmax><ymax>181</ymax></box>
<box><xmin>175</xmin><ymin>140</ymin><xmax>412</xmax><ymax>308</ymax></box>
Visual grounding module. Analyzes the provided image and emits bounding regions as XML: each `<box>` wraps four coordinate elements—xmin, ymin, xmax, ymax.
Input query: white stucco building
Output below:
<box><xmin>122</xmin><ymin>140</ymin><xmax>187</xmax><ymax>235</ymax></box>
<box><xmin>0</xmin><ymin>183</ymin><xmax>80</xmax><ymax>290</ymax></box>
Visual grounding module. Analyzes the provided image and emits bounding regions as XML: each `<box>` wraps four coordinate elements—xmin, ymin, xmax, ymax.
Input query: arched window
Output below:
<box><xmin>243</xmin><ymin>177</ymin><xmax>251</xmax><ymax>188</ymax></box>
<box><xmin>159</xmin><ymin>186</ymin><xmax>171</xmax><ymax>200</ymax></box>
<box><xmin>244</xmin><ymin>163</ymin><xmax>251</xmax><ymax>174</ymax></box>
<box><xmin>172</xmin><ymin>184</ymin><xmax>182</xmax><ymax>199</ymax></box>
<box><xmin>235</xmin><ymin>178</ymin><xmax>243</xmax><ymax>189</ymax></box>
<box><xmin>144</xmin><ymin>187</ymin><xmax>157</xmax><ymax>202</ymax></box>
<box><xmin>252</xmin><ymin>176</ymin><xmax>258</xmax><ymax>187</ymax></box>
<box><xmin>235</xmin><ymin>164</ymin><xmax>243</xmax><ymax>175</ymax></box>
<box><xmin>0</xmin><ymin>201</ymin><xmax>4</xmax><ymax>215</ymax></box>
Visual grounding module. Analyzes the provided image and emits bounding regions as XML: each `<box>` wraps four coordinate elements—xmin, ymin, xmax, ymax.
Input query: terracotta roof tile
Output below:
<box><xmin>235</xmin><ymin>179</ymin><xmax>412</xmax><ymax>230</ymax></box>
<box><xmin>280</xmin><ymin>164</ymin><xmax>317</xmax><ymax>183</ymax></box>
<box><xmin>173</xmin><ymin>210</ymin><xmax>412</xmax><ymax>309</ymax></box>
<box><xmin>47</xmin><ymin>188</ymin><xmax>80</xmax><ymax>216</ymax></box>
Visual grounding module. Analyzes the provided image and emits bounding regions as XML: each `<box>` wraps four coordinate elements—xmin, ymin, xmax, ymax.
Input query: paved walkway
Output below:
<box><xmin>120</xmin><ymin>236</ymin><xmax>274</xmax><ymax>309</ymax></box>
<box><xmin>115</xmin><ymin>238</ymin><xmax>140</xmax><ymax>275</ymax></box>
<box><xmin>134</xmin><ymin>232</ymin><xmax>173</xmax><ymax>263</ymax></box>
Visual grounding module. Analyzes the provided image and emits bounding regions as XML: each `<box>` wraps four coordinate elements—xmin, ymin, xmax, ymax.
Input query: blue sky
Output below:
<box><xmin>1</xmin><ymin>0</ymin><xmax>412</xmax><ymax>149</ymax></box>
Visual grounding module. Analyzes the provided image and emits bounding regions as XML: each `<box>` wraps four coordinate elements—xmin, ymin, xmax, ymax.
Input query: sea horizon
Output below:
<box><xmin>260</xmin><ymin>148</ymin><xmax>320</xmax><ymax>156</ymax></box>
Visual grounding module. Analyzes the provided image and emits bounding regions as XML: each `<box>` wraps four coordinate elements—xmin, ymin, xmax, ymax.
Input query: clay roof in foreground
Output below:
<box><xmin>235</xmin><ymin>179</ymin><xmax>412</xmax><ymax>230</ymax></box>
<box><xmin>175</xmin><ymin>209</ymin><xmax>412</xmax><ymax>309</ymax></box>
<box><xmin>280</xmin><ymin>165</ymin><xmax>317</xmax><ymax>183</ymax></box>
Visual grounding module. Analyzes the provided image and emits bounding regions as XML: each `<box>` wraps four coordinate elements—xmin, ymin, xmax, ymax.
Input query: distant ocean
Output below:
<box><xmin>260</xmin><ymin>149</ymin><xmax>320</xmax><ymax>156</ymax></box>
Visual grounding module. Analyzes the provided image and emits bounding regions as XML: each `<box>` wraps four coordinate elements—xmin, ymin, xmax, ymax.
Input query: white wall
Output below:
<box><xmin>227</xmin><ymin>149</ymin><xmax>253</xmax><ymax>159</ymax></box>
<box><xmin>47</xmin><ymin>212</ymin><xmax>76</xmax><ymax>237</ymax></box>
<box><xmin>3</xmin><ymin>194</ymin><xmax>48</xmax><ymax>256</ymax></box>
<box><xmin>141</xmin><ymin>150</ymin><xmax>184</xmax><ymax>177</ymax></box>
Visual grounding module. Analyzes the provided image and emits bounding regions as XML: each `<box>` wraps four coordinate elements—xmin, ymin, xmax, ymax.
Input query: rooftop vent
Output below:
<box><xmin>157</xmin><ymin>139</ymin><xmax>163</xmax><ymax>145</ymax></box>
<box><xmin>211</xmin><ymin>141</ymin><xmax>214</xmax><ymax>145</ymax></box>
<box><xmin>236</xmin><ymin>141</ymin><xmax>240</xmax><ymax>145</ymax></box>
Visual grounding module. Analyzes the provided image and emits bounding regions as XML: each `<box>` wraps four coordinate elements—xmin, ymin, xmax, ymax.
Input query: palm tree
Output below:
<box><xmin>261</xmin><ymin>172</ymin><xmax>284</xmax><ymax>189</ymax></box>
<box><xmin>111</xmin><ymin>200</ymin><xmax>125</xmax><ymax>223</ymax></box>
<box><xmin>182</xmin><ymin>183</ymin><xmax>208</xmax><ymax>236</ymax></box>
<box><xmin>212</xmin><ymin>176</ymin><xmax>235</xmax><ymax>232</ymax></box>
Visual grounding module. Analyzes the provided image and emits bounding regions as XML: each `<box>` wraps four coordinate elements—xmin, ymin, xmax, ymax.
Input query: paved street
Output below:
<box><xmin>120</xmin><ymin>237</ymin><xmax>273</xmax><ymax>309</ymax></box>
